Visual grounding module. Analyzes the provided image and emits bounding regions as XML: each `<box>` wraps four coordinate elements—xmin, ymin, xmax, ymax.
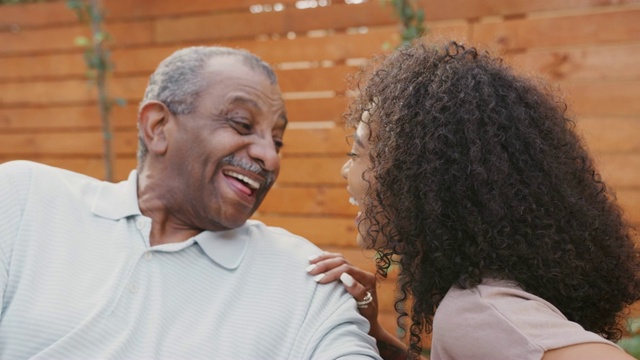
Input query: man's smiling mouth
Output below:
<box><xmin>223</xmin><ymin>170</ymin><xmax>262</xmax><ymax>196</ymax></box>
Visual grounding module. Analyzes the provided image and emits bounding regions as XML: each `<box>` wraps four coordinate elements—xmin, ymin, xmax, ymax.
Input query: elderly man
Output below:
<box><xmin>0</xmin><ymin>47</ymin><xmax>380</xmax><ymax>359</ymax></box>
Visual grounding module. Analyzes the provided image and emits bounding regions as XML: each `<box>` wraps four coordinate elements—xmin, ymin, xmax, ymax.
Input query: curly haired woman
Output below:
<box><xmin>306</xmin><ymin>41</ymin><xmax>640</xmax><ymax>359</ymax></box>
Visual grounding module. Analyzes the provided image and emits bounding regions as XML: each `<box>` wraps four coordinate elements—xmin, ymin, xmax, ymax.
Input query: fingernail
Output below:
<box><xmin>340</xmin><ymin>272</ymin><xmax>355</xmax><ymax>287</ymax></box>
<box><xmin>313</xmin><ymin>274</ymin><xmax>325</xmax><ymax>282</ymax></box>
<box><xmin>308</xmin><ymin>253</ymin><xmax>321</xmax><ymax>262</ymax></box>
<box><xmin>305</xmin><ymin>264</ymin><xmax>317</xmax><ymax>273</ymax></box>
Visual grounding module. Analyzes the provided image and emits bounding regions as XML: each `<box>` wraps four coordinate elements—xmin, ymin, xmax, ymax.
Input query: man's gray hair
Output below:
<box><xmin>137</xmin><ymin>46</ymin><xmax>278</xmax><ymax>165</ymax></box>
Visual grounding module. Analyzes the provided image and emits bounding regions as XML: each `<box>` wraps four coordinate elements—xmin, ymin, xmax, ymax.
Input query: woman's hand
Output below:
<box><xmin>306</xmin><ymin>252</ymin><xmax>412</xmax><ymax>360</ymax></box>
<box><xmin>306</xmin><ymin>252</ymin><xmax>386</xmax><ymax>336</ymax></box>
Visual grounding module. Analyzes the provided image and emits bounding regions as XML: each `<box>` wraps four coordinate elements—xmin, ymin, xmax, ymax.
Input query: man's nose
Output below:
<box><xmin>248</xmin><ymin>137</ymin><xmax>280</xmax><ymax>173</ymax></box>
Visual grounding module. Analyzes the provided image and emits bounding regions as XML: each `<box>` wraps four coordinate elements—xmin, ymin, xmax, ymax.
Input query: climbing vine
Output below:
<box><xmin>381</xmin><ymin>0</ymin><xmax>427</xmax><ymax>47</ymax></box>
<box><xmin>67</xmin><ymin>0</ymin><xmax>122</xmax><ymax>181</ymax></box>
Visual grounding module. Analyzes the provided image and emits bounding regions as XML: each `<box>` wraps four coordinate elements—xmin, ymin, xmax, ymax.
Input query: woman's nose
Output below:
<box><xmin>340</xmin><ymin>159</ymin><xmax>352</xmax><ymax>179</ymax></box>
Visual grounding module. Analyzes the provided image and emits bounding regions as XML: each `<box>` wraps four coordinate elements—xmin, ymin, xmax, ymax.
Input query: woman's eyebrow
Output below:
<box><xmin>353</xmin><ymin>133</ymin><xmax>365</xmax><ymax>148</ymax></box>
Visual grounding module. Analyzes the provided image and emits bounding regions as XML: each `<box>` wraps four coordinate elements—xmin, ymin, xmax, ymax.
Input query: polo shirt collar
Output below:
<box><xmin>91</xmin><ymin>170</ymin><xmax>250</xmax><ymax>269</ymax></box>
<box><xmin>91</xmin><ymin>170</ymin><xmax>141</xmax><ymax>220</ymax></box>
<box><xmin>195</xmin><ymin>224</ymin><xmax>250</xmax><ymax>270</ymax></box>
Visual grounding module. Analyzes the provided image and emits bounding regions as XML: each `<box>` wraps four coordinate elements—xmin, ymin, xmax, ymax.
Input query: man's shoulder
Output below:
<box><xmin>0</xmin><ymin>160</ymin><xmax>41</xmax><ymax>177</ymax></box>
<box><xmin>0</xmin><ymin>160</ymin><xmax>96</xmax><ymax>182</ymax></box>
<box><xmin>245</xmin><ymin>219</ymin><xmax>323</xmax><ymax>256</ymax></box>
<box><xmin>0</xmin><ymin>160</ymin><xmax>107</xmax><ymax>208</ymax></box>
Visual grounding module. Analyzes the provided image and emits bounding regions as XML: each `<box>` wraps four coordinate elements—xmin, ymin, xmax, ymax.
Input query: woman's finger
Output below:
<box><xmin>339</xmin><ymin>272</ymin><xmax>379</xmax><ymax>321</ymax></box>
<box><xmin>308</xmin><ymin>251</ymin><xmax>345</xmax><ymax>264</ymax></box>
<box><xmin>306</xmin><ymin>256</ymin><xmax>350</xmax><ymax>275</ymax></box>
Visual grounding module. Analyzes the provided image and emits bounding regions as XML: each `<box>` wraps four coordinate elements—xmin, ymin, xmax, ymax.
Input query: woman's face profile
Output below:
<box><xmin>341</xmin><ymin>119</ymin><xmax>373</xmax><ymax>247</ymax></box>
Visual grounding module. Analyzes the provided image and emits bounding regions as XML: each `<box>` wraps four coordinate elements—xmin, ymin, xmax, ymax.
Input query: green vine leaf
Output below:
<box><xmin>381</xmin><ymin>0</ymin><xmax>428</xmax><ymax>48</ymax></box>
<box><xmin>74</xmin><ymin>35</ymin><xmax>90</xmax><ymax>47</ymax></box>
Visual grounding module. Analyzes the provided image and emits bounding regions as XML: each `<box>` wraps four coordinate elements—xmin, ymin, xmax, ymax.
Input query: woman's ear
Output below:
<box><xmin>138</xmin><ymin>101</ymin><xmax>170</xmax><ymax>156</ymax></box>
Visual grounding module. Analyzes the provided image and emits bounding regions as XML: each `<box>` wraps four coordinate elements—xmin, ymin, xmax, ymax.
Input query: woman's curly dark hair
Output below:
<box><xmin>346</xmin><ymin>41</ymin><xmax>640</xmax><ymax>356</ymax></box>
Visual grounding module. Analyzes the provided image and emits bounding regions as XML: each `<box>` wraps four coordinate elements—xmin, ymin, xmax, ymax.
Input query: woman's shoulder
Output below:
<box><xmin>430</xmin><ymin>279</ymin><xmax>615</xmax><ymax>360</ymax></box>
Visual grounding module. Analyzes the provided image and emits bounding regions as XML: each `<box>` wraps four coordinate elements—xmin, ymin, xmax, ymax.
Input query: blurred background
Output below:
<box><xmin>1</xmin><ymin>0</ymin><xmax>639</xmax><ymax>354</ymax></box>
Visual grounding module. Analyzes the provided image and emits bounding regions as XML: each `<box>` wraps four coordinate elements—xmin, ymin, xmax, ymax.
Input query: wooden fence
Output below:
<box><xmin>1</xmin><ymin>0</ymin><xmax>639</xmax><ymax>347</ymax></box>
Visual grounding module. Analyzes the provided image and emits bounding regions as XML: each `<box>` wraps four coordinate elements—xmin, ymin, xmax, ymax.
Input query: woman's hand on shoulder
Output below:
<box><xmin>306</xmin><ymin>252</ymin><xmax>380</xmax><ymax>328</ymax></box>
<box><xmin>305</xmin><ymin>252</ymin><xmax>417</xmax><ymax>360</ymax></box>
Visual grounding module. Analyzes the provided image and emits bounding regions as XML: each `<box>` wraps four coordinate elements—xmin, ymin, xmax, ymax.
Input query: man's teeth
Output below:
<box><xmin>225</xmin><ymin>171</ymin><xmax>260</xmax><ymax>190</ymax></box>
<box><xmin>349</xmin><ymin>197</ymin><xmax>359</xmax><ymax>206</ymax></box>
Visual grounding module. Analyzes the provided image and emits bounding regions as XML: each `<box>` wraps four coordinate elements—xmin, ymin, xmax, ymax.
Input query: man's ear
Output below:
<box><xmin>138</xmin><ymin>101</ymin><xmax>170</xmax><ymax>156</ymax></box>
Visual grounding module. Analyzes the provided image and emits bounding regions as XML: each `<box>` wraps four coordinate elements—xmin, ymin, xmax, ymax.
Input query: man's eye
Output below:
<box><xmin>229</xmin><ymin>118</ymin><xmax>252</xmax><ymax>133</ymax></box>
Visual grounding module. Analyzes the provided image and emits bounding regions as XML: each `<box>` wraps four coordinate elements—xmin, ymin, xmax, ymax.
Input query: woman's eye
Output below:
<box><xmin>346</xmin><ymin>152</ymin><xmax>358</xmax><ymax>159</ymax></box>
<box><xmin>274</xmin><ymin>139</ymin><xmax>284</xmax><ymax>152</ymax></box>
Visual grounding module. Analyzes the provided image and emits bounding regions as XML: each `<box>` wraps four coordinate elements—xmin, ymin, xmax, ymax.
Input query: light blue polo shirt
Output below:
<box><xmin>0</xmin><ymin>160</ymin><xmax>380</xmax><ymax>359</ymax></box>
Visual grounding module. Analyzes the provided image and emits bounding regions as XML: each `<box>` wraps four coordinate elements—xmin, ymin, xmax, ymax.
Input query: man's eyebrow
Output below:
<box><xmin>229</xmin><ymin>96</ymin><xmax>260</xmax><ymax>111</ymax></box>
<box><xmin>228</xmin><ymin>96</ymin><xmax>288</xmax><ymax>127</ymax></box>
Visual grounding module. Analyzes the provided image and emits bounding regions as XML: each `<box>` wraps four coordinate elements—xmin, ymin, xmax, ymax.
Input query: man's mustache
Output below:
<box><xmin>222</xmin><ymin>155</ymin><xmax>276</xmax><ymax>188</ymax></box>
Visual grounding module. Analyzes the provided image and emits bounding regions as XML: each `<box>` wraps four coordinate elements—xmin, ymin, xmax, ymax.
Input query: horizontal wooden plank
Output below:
<box><xmin>0</xmin><ymin>20</ymin><xmax>153</xmax><ymax>55</ymax></box>
<box><xmin>105</xmin><ymin>0</ymin><xmax>299</xmax><ymax>20</ymax></box>
<box><xmin>595</xmin><ymin>153</ymin><xmax>640</xmax><ymax>189</ymax></box>
<box><xmin>4</xmin><ymin>0</ymin><xmax>637</xmax><ymax>29</ymax></box>
<box><xmin>0</xmin><ymin>69</ymin><xmax>348</xmax><ymax>106</ymax></box>
<box><xmin>561</xmin><ymin>80</ymin><xmax>640</xmax><ymax>117</ymax></box>
<box><xmin>472</xmin><ymin>8</ymin><xmax>640</xmax><ymax>51</ymax></box>
<box><xmin>0</xmin><ymin>23</ymin><xmax>87</xmax><ymax>55</ymax></box>
<box><xmin>0</xmin><ymin>1</ymin><xmax>77</xmax><ymax>28</ymax></box>
<box><xmin>416</xmin><ymin>0</ymin><xmax>640</xmax><ymax>21</ymax></box>
<box><xmin>507</xmin><ymin>43</ymin><xmax>640</xmax><ymax>82</ymax></box>
<box><xmin>0</xmin><ymin>76</ymin><xmax>146</xmax><ymax>105</ymax></box>
<box><xmin>110</xmin><ymin>27</ymin><xmax>402</xmax><ymax>74</ymax></box>
<box><xmin>0</xmin><ymin>78</ymin><xmax>96</xmax><ymax>105</ymax></box>
<box><xmin>109</xmin><ymin>0</ymin><xmax>637</xmax><ymax>25</ymax></box>
<box><xmin>576</xmin><ymin>117</ymin><xmax>640</xmax><ymax>154</ymax></box>
<box><xmin>0</xmin><ymin>156</ymin><xmax>136</xmax><ymax>181</ymax></box>
<box><xmin>154</xmin><ymin>1</ymin><xmax>396</xmax><ymax>43</ymax></box>
<box><xmin>286</xmin><ymin>97</ymin><xmax>349</xmax><ymax>122</ymax></box>
<box><xmin>154</xmin><ymin>11</ymin><xmax>284</xmax><ymax>43</ymax></box>
<box><xmin>255</xmin><ymin>26</ymin><xmax>400</xmax><ymax>64</ymax></box>
<box><xmin>277</xmin><ymin>65</ymin><xmax>355</xmax><ymax>93</ymax></box>
<box><xmin>251</xmin><ymin>214</ymin><xmax>358</xmax><ymax>247</ymax></box>
<box><xmin>283</xmin><ymin>127</ymin><xmax>351</xmax><ymax>155</ymax></box>
<box><xmin>0</xmin><ymin>101</ymin><xmax>349</xmax><ymax>133</ymax></box>
<box><xmin>260</xmin><ymin>185</ymin><xmax>355</xmax><ymax>216</ymax></box>
<box><xmin>278</xmin><ymin>156</ymin><xmax>346</xmax><ymax>185</ymax></box>
<box><xmin>0</xmin><ymin>21</ymin><xmax>457</xmax><ymax>82</ymax></box>
<box><xmin>0</xmin><ymin>104</ymin><xmax>138</xmax><ymax>130</ymax></box>
<box><xmin>0</xmin><ymin>126</ymin><xmax>350</xmax><ymax>160</ymax></box>
<box><xmin>2</xmin><ymin>30</ymin><xmax>391</xmax><ymax>79</ymax></box>
<box><xmin>616</xmin><ymin>189</ymin><xmax>640</xmax><ymax>224</ymax></box>
<box><xmin>0</xmin><ymin>132</ymin><xmax>107</xmax><ymax>156</ymax></box>
<box><xmin>0</xmin><ymin>51</ymin><xmax>86</xmax><ymax>81</ymax></box>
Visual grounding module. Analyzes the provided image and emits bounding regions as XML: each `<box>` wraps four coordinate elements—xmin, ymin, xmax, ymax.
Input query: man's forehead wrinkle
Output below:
<box><xmin>228</xmin><ymin>95</ymin><xmax>261</xmax><ymax>110</ymax></box>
